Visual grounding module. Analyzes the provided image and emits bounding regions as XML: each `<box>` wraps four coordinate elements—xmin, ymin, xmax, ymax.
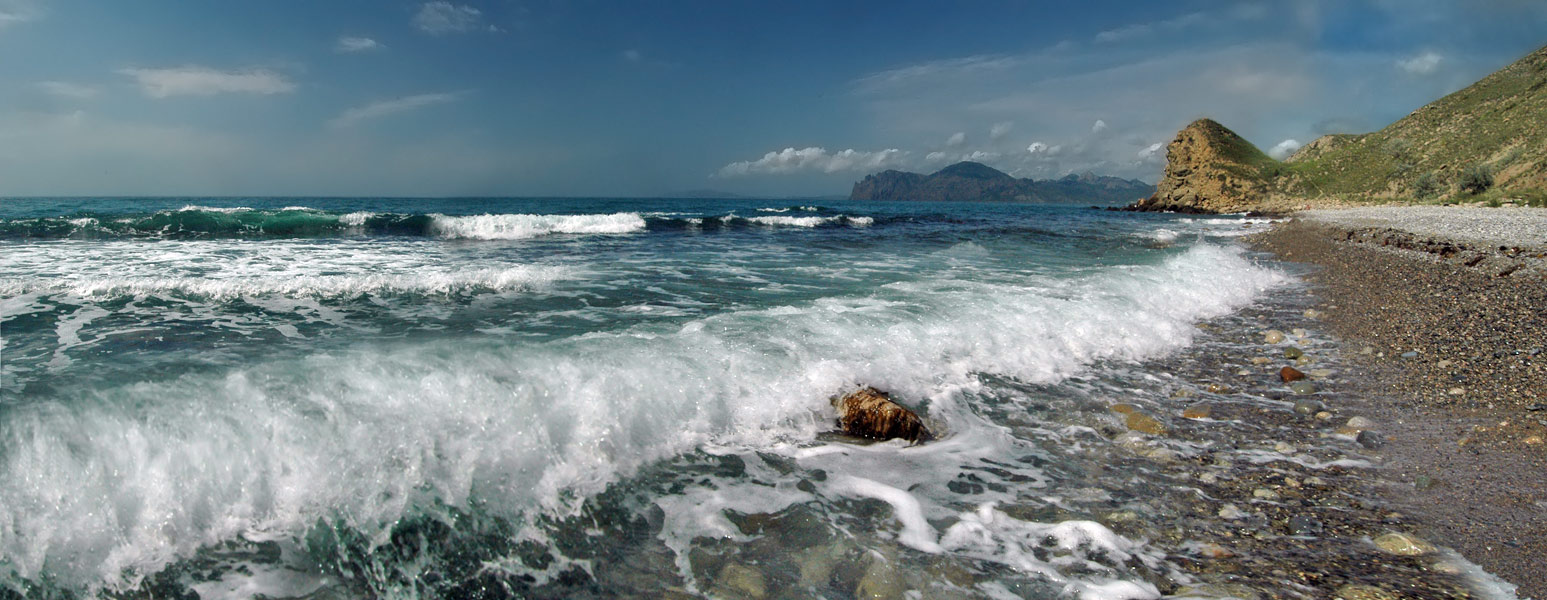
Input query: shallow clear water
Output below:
<box><xmin>1</xmin><ymin>198</ymin><xmax>1298</xmax><ymax>598</ymax></box>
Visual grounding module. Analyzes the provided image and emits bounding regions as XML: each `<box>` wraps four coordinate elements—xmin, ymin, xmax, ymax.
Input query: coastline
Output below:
<box><xmin>1249</xmin><ymin>207</ymin><xmax>1547</xmax><ymax>599</ymax></box>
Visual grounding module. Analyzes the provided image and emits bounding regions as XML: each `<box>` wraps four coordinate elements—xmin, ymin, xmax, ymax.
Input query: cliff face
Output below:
<box><xmin>851</xmin><ymin>162</ymin><xmax>1153</xmax><ymax>204</ymax></box>
<box><xmin>1127</xmin><ymin>119</ymin><xmax>1279</xmax><ymax>214</ymax></box>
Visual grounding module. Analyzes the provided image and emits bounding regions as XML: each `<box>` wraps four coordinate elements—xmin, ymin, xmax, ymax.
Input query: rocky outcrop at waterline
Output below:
<box><xmin>832</xmin><ymin>387</ymin><xmax>933</xmax><ymax>443</ymax></box>
<box><xmin>1124</xmin><ymin>119</ymin><xmax>1280</xmax><ymax>214</ymax></box>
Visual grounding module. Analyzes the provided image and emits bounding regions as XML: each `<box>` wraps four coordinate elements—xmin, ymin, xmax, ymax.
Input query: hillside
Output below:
<box><xmin>851</xmin><ymin>162</ymin><xmax>1153</xmax><ymax>204</ymax></box>
<box><xmin>1131</xmin><ymin>43</ymin><xmax>1547</xmax><ymax>213</ymax></box>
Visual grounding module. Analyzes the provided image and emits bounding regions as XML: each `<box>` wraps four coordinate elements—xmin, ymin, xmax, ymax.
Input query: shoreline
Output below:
<box><xmin>1249</xmin><ymin>209</ymin><xmax>1547</xmax><ymax>599</ymax></box>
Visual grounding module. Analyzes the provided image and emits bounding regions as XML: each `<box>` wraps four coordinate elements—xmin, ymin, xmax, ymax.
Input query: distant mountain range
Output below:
<box><xmin>849</xmin><ymin>162</ymin><xmax>1154</xmax><ymax>204</ymax></box>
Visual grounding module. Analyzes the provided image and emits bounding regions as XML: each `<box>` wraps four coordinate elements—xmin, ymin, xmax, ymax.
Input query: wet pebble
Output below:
<box><xmin>856</xmin><ymin>551</ymin><xmax>905</xmax><ymax>600</ymax></box>
<box><xmin>1290</xmin><ymin>381</ymin><xmax>1316</xmax><ymax>395</ymax></box>
<box><xmin>1125</xmin><ymin>411</ymin><xmax>1167</xmax><ymax>435</ymax></box>
<box><xmin>1273</xmin><ymin>441</ymin><xmax>1295</xmax><ymax>454</ymax></box>
<box><xmin>1263</xmin><ymin>330</ymin><xmax>1286</xmax><ymax>344</ymax></box>
<box><xmin>1315</xmin><ymin>411</ymin><xmax>1334</xmax><ymax>421</ymax></box>
<box><xmin>1335</xmin><ymin>584</ymin><xmax>1402</xmax><ymax>600</ymax></box>
<box><xmin>1279</xmin><ymin>366</ymin><xmax>1306</xmax><ymax>383</ymax></box>
<box><xmin>1218</xmin><ymin>504</ymin><xmax>1247</xmax><ymax>519</ymax></box>
<box><xmin>1250</xmin><ymin>357</ymin><xmax>1274</xmax><ymax>365</ymax></box>
<box><xmin>1400</xmin><ymin>351</ymin><xmax>1418</xmax><ymax>358</ymax></box>
<box><xmin>1293</xmin><ymin>399</ymin><xmax>1323</xmax><ymax>416</ymax></box>
<box><xmin>1178</xmin><ymin>583</ymin><xmax>1262</xmax><ymax>600</ymax></box>
<box><xmin>1182</xmin><ymin>403</ymin><xmax>1213</xmax><ymax>419</ymax></box>
<box><xmin>1356</xmin><ymin>430</ymin><xmax>1385</xmax><ymax>449</ymax></box>
<box><xmin>1373</xmin><ymin>532</ymin><xmax>1436</xmax><ymax>556</ymax></box>
<box><xmin>1252</xmin><ymin>488</ymin><xmax>1280</xmax><ymax>501</ymax></box>
<box><xmin>1288</xmin><ymin>514</ymin><xmax>1323</xmax><ymax>535</ymax></box>
<box><xmin>714</xmin><ymin>564</ymin><xmax>767</xmax><ymax>599</ymax></box>
<box><xmin>1284</xmin><ymin>347</ymin><xmax>1305</xmax><ymax>360</ymax></box>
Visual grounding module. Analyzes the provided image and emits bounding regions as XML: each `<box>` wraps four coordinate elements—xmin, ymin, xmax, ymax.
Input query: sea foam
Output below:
<box><xmin>429</xmin><ymin>212</ymin><xmax>647</xmax><ymax>239</ymax></box>
<box><xmin>0</xmin><ymin>242</ymin><xmax>1287</xmax><ymax>593</ymax></box>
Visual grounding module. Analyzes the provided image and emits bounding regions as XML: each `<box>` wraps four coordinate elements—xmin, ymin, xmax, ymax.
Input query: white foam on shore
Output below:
<box><xmin>0</xmin><ymin>242</ymin><xmax>1286</xmax><ymax>593</ymax></box>
<box><xmin>429</xmin><ymin>212</ymin><xmax>646</xmax><ymax>239</ymax></box>
<box><xmin>829</xmin><ymin>476</ymin><xmax>942</xmax><ymax>552</ymax></box>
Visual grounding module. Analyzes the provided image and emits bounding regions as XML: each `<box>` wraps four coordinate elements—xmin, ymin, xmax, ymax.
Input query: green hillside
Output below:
<box><xmin>1277</xmin><ymin>44</ymin><xmax>1547</xmax><ymax>206</ymax></box>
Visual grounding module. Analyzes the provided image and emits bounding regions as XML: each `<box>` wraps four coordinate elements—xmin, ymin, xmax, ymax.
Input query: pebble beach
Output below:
<box><xmin>1252</xmin><ymin>207</ymin><xmax>1547</xmax><ymax>599</ymax></box>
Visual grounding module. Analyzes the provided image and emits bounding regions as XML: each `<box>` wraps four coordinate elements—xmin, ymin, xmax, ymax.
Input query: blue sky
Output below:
<box><xmin>2</xmin><ymin>0</ymin><xmax>1545</xmax><ymax>197</ymax></box>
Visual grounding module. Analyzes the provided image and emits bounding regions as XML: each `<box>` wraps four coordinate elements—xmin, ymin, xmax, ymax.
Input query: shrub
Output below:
<box><xmin>1460</xmin><ymin>164</ymin><xmax>1494</xmax><ymax>194</ymax></box>
<box><xmin>1413</xmin><ymin>172</ymin><xmax>1441</xmax><ymax>199</ymax></box>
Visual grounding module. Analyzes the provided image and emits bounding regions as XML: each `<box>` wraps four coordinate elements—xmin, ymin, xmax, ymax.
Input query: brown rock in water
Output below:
<box><xmin>833</xmin><ymin>387</ymin><xmax>932</xmax><ymax>443</ymax></box>
<box><xmin>1279</xmin><ymin>366</ymin><xmax>1306</xmax><ymax>383</ymax></box>
<box><xmin>1125</xmin><ymin>411</ymin><xmax>1168</xmax><ymax>435</ymax></box>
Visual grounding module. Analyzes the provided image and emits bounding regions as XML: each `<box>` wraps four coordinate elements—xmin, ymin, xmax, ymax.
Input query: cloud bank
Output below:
<box><xmin>414</xmin><ymin>2</ymin><xmax>486</xmax><ymax>35</ymax></box>
<box><xmin>336</xmin><ymin>36</ymin><xmax>382</xmax><ymax>53</ymax></box>
<box><xmin>716</xmin><ymin>147</ymin><xmax>906</xmax><ymax>177</ymax></box>
<box><xmin>118</xmin><ymin>67</ymin><xmax>296</xmax><ymax>98</ymax></box>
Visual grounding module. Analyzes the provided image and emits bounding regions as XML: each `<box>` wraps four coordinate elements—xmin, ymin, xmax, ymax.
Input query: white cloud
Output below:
<box><xmin>1268</xmin><ymin>138</ymin><xmax>1302</xmax><ymax>159</ymax></box>
<box><xmin>716</xmin><ymin>147</ymin><xmax>905</xmax><ymax>177</ymax></box>
<box><xmin>118</xmin><ymin>67</ymin><xmax>295</xmax><ymax>98</ymax></box>
<box><xmin>925</xmin><ymin>151</ymin><xmax>950</xmax><ymax>163</ymax></box>
<box><xmin>35</xmin><ymin>81</ymin><xmax>97</xmax><ymax>99</ymax></box>
<box><xmin>1397</xmin><ymin>51</ymin><xmax>1443</xmax><ymax>75</ymax></box>
<box><xmin>1096</xmin><ymin>12</ymin><xmax>1208</xmax><ymax>43</ymax></box>
<box><xmin>945</xmin><ymin>131</ymin><xmax>966</xmax><ymax>147</ymax></box>
<box><xmin>1026</xmin><ymin>142</ymin><xmax>1062</xmax><ymax>155</ymax></box>
<box><xmin>330</xmin><ymin>92</ymin><xmax>465</xmax><ymax>128</ymax></box>
<box><xmin>414</xmin><ymin>2</ymin><xmax>486</xmax><ymax>35</ymax></box>
<box><xmin>1139</xmin><ymin>142</ymin><xmax>1166</xmax><ymax>160</ymax></box>
<box><xmin>1095</xmin><ymin>5</ymin><xmax>1266</xmax><ymax>44</ymax></box>
<box><xmin>0</xmin><ymin>0</ymin><xmax>41</xmax><ymax>29</ymax></box>
<box><xmin>1091</xmin><ymin>119</ymin><xmax>1108</xmax><ymax>133</ymax></box>
<box><xmin>336</xmin><ymin>36</ymin><xmax>382</xmax><ymax>53</ymax></box>
<box><xmin>853</xmin><ymin>54</ymin><xmax>1022</xmax><ymax>91</ymax></box>
<box><xmin>964</xmin><ymin>150</ymin><xmax>999</xmax><ymax>163</ymax></box>
<box><xmin>989</xmin><ymin>121</ymin><xmax>1014</xmax><ymax>140</ymax></box>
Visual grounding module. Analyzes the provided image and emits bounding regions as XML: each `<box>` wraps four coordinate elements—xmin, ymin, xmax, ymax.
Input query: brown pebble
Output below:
<box><xmin>1279</xmin><ymin>366</ymin><xmax>1306</xmax><ymax>383</ymax></box>
<box><xmin>1125</xmin><ymin>411</ymin><xmax>1167</xmax><ymax>435</ymax></box>
<box><xmin>1109</xmin><ymin>403</ymin><xmax>1138</xmax><ymax>415</ymax></box>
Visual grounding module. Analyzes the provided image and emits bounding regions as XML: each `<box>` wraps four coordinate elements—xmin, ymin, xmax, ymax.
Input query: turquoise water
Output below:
<box><xmin>0</xmin><ymin>198</ymin><xmax>1286</xmax><ymax>598</ymax></box>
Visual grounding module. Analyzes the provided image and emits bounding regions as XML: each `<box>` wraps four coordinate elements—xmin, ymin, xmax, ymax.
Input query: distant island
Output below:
<box><xmin>849</xmin><ymin>161</ymin><xmax>1154</xmax><ymax>204</ymax></box>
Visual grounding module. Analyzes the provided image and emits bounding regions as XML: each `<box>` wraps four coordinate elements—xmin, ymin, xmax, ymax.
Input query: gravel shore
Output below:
<box><xmin>1252</xmin><ymin>208</ymin><xmax>1547</xmax><ymax>599</ymax></box>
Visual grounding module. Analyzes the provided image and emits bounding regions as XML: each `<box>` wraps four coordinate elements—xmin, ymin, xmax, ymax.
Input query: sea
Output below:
<box><xmin>0</xmin><ymin>198</ymin><xmax>1507</xmax><ymax>599</ymax></box>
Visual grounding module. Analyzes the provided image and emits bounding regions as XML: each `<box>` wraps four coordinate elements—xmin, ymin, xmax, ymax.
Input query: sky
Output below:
<box><xmin>2</xmin><ymin>0</ymin><xmax>1545</xmax><ymax>198</ymax></box>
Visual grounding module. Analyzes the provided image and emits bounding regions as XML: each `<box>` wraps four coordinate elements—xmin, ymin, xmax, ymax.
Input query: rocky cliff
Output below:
<box><xmin>1126</xmin><ymin>119</ymin><xmax>1280</xmax><ymax>214</ymax></box>
<box><xmin>850</xmin><ymin>161</ymin><xmax>1152</xmax><ymax>204</ymax></box>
